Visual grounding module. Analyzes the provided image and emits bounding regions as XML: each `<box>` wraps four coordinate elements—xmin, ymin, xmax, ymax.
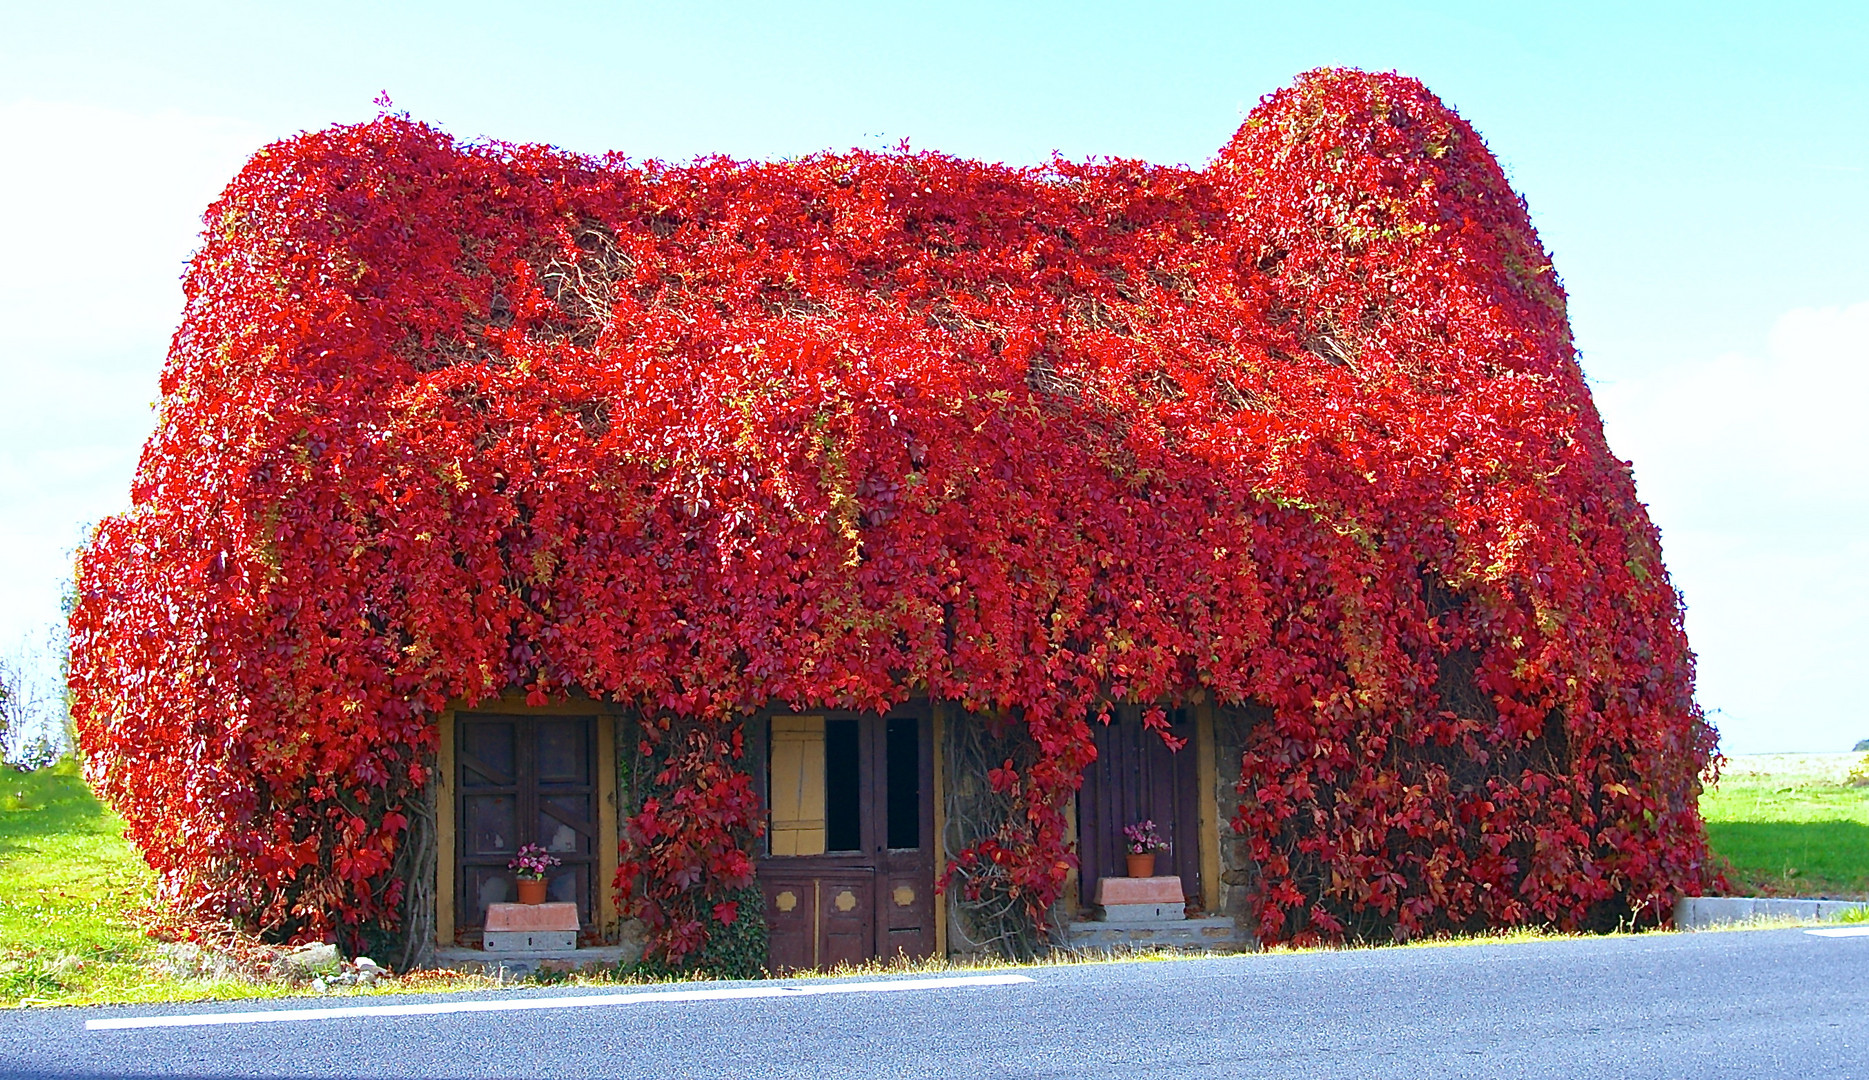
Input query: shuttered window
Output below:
<box><xmin>768</xmin><ymin>715</ymin><xmax>827</xmax><ymax>856</ymax></box>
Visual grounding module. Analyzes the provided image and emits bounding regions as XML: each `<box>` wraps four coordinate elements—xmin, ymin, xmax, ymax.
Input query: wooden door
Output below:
<box><xmin>455</xmin><ymin>713</ymin><xmax>599</xmax><ymax>940</ymax></box>
<box><xmin>1078</xmin><ymin>705</ymin><xmax>1201</xmax><ymax>908</ymax></box>
<box><xmin>758</xmin><ymin>704</ymin><xmax>936</xmax><ymax>972</ymax></box>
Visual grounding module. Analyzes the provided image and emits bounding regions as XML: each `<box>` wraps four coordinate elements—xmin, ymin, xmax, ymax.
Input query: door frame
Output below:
<box><xmin>1076</xmin><ymin>703</ymin><xmax>1205</xmax><ymax>909</ymax></box>
<box><xmin>755</xmin><ymin>699</ymin><xmax>937</xmax><ymax>970</ymax></box>
<box><xmin>435</xmin><ymin>693</ymin><xmax>620</xmax><ymax>948</ymax></box>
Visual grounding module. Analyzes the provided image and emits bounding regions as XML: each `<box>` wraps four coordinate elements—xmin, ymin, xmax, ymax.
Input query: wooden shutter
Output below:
<box><xmin>768</xmin><ymin>715</ymin><xmax>827</xmax><ymax>856</ymax></box>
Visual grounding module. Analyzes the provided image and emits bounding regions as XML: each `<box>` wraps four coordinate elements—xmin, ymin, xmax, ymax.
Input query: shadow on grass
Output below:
<box><xmin>1706</xmin><ymin>819</ymin><xmax>1869</xmax><ymax>896</ymax></box>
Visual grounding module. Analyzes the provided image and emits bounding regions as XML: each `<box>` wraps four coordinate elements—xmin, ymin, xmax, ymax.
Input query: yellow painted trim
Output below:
<box><xmin>465</xmin><ymin>690</ymin><xmax>615</xmax><ymax>716</ymax></box>
<box><xmin>1062</xmin><ymin>788</ymin><xmax>1080</xmax><ymax>918</ymax></box>
<box><xmin>597</xmin><ymin>712</ymin><xmax>619</xmax><ymax>939</ymax></box>
<box><xmin>435</xmin><ymin>710</ymin><xmax>456</xmax><ymax>948</ymax></box>
<box><xmin>435</xmin><ymin>691</ymin><xmax>622</xmax><ymax>945</ymax></box>
<box><xmin>931</xmin><ymin>703</ymin><xmax>948</xmax><ymax>959</ymax></box>
<box><xmin>1196</xmin><ymin>703</ymin><xmax>1221</xmax><ymax>914</ymax></box>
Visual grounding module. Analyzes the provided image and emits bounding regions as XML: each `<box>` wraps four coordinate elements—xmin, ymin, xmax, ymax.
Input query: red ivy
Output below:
<box><xmin>69</xmin><ymin>68</ymin><xmax>1716</xmax><ymax>960</ymax></box>
<box><xmin>617</xmin><ymin>725</ymin><xmax>762</xmax><ymax>963</ymax></box>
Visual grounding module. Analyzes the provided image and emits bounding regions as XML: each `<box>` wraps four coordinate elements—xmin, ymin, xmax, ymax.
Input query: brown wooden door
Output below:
<box><xmin>455</xmin><ymin>713</ymin><xmax>599</xmax><ymax>941</ymax></box>
<box><xmin>1078</xmin><ymin>705</ymin><xmax>1201</xmax><ymax>908</ymax></box>
<box><xmin>758</xmin><ymin>703</ymin><xmax>936</xmax><ymax>972</ymax></box>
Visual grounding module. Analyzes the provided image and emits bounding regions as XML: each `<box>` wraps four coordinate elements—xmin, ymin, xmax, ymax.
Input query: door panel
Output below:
<box><xmin>758</xmin><ymin>704</ymin><xmax>935</xmax><ymax>972</ymax></box>
<box><xmin>875</xmin><ymin>713</ymin><xmax>934</xmax><ymax>962</ymax></box>
<box><xmin>455</xmin><ymin>713</ymin><xmax>598</xmax><ymax>938</ymax></box>
<box><xmin>760</xmin><ymin>874</ymin><xmax>817</xmax><ymax>973</ymax></box>
<box><xmin>819</xmin><ymin>871</ymin><xmax>876</xmax><ymax>969</ymax></box>
<box><xmin>884</xmin><ymin>867</ymin><xmax>934</xmax><ymax>954</ymax></box>
<box><xmin>1078</xmin><ymin>706</ymin><xmax>1202</xmax><ymax>908</ymax></box>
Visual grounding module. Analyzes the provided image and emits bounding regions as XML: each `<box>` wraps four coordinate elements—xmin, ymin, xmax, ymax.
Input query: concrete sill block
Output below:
<box><xmin>1065</xmin><ymin>916</ymin><xmax>1239</xmax><ymax>954</ymax></box>
<box><xmin>1101</xmin><ymin>902</ymin><xmax>1187</xmax><ymax>922</ymax></box>
<box><xmin>485</xmin><ymin>902</ymin><xmax>580</xmax><ymax>932</ymax></box>
<box><xmin>483</xmin><ymin>930</ymin><xmax>578</xmax><ymax>952</ymax></box>
<box><xmin>436</xmin><ymin>946</ymin><xmax>631</xmax><ymax>978</ymax></box>
<box><xmin>1675</xmin><ymin>896</ymin><xmax>1869</xmax><ymax>930</ymax></box>
<box><xmin>1094</xmin><ymin>876</ymin><xmax>1185</xmax><ymax>906</ymax></box>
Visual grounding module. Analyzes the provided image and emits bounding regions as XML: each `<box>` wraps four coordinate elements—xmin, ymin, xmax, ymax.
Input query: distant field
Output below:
<box><xmin>1699</xmin><ymin>753</ymin><xmax>1869</xmax><ymax>899</ymax></box>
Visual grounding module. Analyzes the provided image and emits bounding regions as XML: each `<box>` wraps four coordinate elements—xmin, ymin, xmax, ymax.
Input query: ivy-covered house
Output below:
<box><xmin>70</xmin><ymin>68</ymin><xmax>1718</xmax><ymax>974</ymax></box>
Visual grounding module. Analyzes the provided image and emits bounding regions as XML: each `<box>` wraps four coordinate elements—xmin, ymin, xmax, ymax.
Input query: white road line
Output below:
<box><xmin>86</xmin><ymin>973</ymin><xmax>1035</xmax><ymax>1032</ymax></box>
<box><xmin>1805</xmin><ymin>926</ymin><xmax>1869</xmax><ymax>938</ymax></box>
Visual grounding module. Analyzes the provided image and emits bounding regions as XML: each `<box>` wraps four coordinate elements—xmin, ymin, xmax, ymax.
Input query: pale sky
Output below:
<box><xmin>1</xmin><ymin>1</ymin><xmax>1863</xmax><ymax>754</ymax></box>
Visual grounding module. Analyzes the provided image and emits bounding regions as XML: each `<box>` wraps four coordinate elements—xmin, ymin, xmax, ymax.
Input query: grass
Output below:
<box><xmin>0</xmin><ymin>756</ymin><xmax>172</xmax><ymax>1005</ymax></box>
<box><xmin>1699</xmin><ymin>752</ymin><xmax>1869</xmax><ymax>899</ymax></box>
<box><xmin>0</xmin><ymin>759</ymin><xmax>505</xmax><ymax>1007</ymax></box>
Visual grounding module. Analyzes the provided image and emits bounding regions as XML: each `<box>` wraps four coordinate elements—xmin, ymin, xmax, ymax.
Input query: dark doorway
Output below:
<box><xmin>455</xmin><ymin>713</ymin><xmax>599</xmax><ymax>941</ymax></box>
<box><xmin>1078</xmin><ymin>705</ymin><xmax>1202</xmax><ymax>909</ymax></box>
<box><xmin>758</xmin><ymin>704</ymin><xmax>936</xmax><ymax>972</ymax></box>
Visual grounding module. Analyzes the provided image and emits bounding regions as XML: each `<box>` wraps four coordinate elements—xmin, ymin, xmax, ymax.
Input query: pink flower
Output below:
<box><xmin>508</xmin><ymin>843</ymin><xmax>561</xmax><ymax>879</ymax></box>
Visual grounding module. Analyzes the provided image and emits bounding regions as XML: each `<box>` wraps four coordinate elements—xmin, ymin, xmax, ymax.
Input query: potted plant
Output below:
<box><xmin>1122</xmin><ymin>820</ymin><xmax>1169</xmax><ymax>878</ymax></box>
<box><xmin>508</xmin><ymin>843</ymin><xmax>560</xmax><ymax>904</ymax></box>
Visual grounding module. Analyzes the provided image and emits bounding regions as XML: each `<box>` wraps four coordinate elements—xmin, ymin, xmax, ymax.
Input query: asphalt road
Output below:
<box><xmin>2</xmin><ymin>927</ymin><xmax>1864</xmax><ymax>1079</ymax></box>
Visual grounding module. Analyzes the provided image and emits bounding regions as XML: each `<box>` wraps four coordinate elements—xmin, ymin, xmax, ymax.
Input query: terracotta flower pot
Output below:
<box><xmin>1126</xmin><ymin>852</ymin><xmax>1156</xmax><ymax>878</ymax></box>
<box><xmin>516</xmin><ymin>877</ymin><xmax>549</xmax><ymax>905</ymax></box>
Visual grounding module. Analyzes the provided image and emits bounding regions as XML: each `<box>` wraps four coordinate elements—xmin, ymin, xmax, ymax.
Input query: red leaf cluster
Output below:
<box><xmin>618</xmin><ymin>724</ymin><xmax>762</xmax><ymax>962</ymax></box>
<box><xmin>69</xmin><ymin>68</ymin><xmax>1716</xmax><ymax>958</ymax></box>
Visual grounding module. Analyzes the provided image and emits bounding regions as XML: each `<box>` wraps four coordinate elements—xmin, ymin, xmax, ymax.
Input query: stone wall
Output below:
<box><xmin>1211</xmin><ymin>703</ymin><xmax>1271</xmax><ymax>939</ymax></box>
<box><xmin>939</xmin><ymin>703</ymin><xmax>1065</xmax><ymax>959</ymax></box>
<box><xmin>609</xmin><ymin>713</ymin><xmax>656</xmax><ymax>965</ymax></box>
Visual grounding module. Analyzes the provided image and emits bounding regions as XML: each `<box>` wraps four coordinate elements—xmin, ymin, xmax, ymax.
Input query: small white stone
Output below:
<box><xmin>310</xmin><ymin>977</ymin><xmax>327</xmax><ymax>993</ymax></box>
<box><xmin>285</xmin><ymin>943</ymin><xmax>340</xmax><ymax>973</ymax></box>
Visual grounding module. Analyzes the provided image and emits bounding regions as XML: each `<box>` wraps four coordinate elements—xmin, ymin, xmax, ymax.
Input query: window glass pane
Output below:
<box><xmin>461</xmin><ymin>721</ymin><xmax>516</xmax><ymax>786</ymax></box>
<box><xmin>465</xmin><ymin>868</ymin><xmax>511</xmax><ymax>927</ymax></box>
<box><xmin>545</xmin><ymin>863</ymin><xmax>579</xmax><ymax>904</ymax></box>
<box><xmin>886</xmin><ymin>716</ymin><xmax>920</xmax><ymax>850</ymax></box>
<box><xmin>825</xmin><ymin>718</ymin><xmax>862</xmax><ymax>852</ymax></box>
<box><xmin>464</xmin><ymin>795</ymin><xmax>516</xmax><ymax>855</ymax></box>
<box><xmin>537</xmin><ymin>719</ymin><xmax>588</xmax><ymax>783</ymax></box>
<box><xmin>539</xmin><ymin>796</ymin><xmax>590</xmax><ymax>855</ymax></box>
